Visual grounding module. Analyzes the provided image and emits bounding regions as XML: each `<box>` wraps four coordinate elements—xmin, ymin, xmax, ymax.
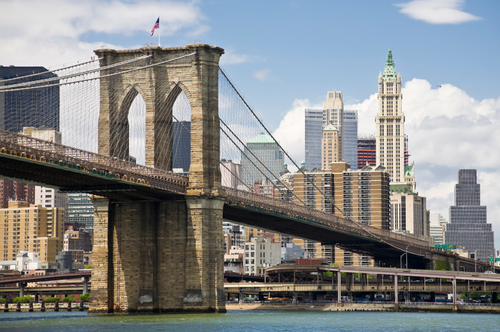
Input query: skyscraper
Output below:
<box><xmin>444</xmin><ymin>169</ymin><xmax>494</xmax><ymax>262</ymax></box>
<box><xmin>323</xmin><ymin>91</ymin><xmax>344</xmax><ymax>160</ymax></box>
<box><xmin>172</xmin><ymin>121</ymin><xmax>191</xmax><ymax>173</ymax></box>
<box><xmin>0</xmin><ymin>66</ymin><xmax>59</xmax><ymax>132</ymax></box>
<box><xmin>304</xmin><ymin>93</ymin><xmax>358</xmax><ymax>171</ymax></box>
<box><xmin>357</xmin><ymin>134</ymin><xmax>376</xmax><ymax>169</ymax></box>
<box><xmin>321</xmin><ymin>124</ymin><xmax>340</xmax><ymax>170</ymax></box>
<box><xmin>376</xmin><ymin>50</ymin><xmax>405</xmax><ymax>183</ymax></box>
<box><xmin>241</xmin><ymin>132</ymin><xmax>284</xmax><ymax>188</ymax></box>
<box><xmin>304</xmin><ymin>109</ymin><xmax>323</xmax><ymax>170</ymax></box>
<box><xmin>343</xmin><ymin>110</ymin><xmax>358</xmax><ymax>169</ymax></box>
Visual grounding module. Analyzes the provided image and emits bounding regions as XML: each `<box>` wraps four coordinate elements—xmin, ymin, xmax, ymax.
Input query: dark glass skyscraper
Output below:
<box><xmin>0</xmin><ymin>66</ymin><xmax>60</xmax><ymax>132</ymax></box>
<box><xmin>444</xmin><ymin>169</ymin><xmax>494</xmax><ymax>262</ymax></box>
<box><xmin>172</xmin><ymin>121</ymin><xmax>191</xmax><ymax>173</ymax></box>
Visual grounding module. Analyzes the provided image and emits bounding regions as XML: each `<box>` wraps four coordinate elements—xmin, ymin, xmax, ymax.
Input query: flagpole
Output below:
<box><xmin>158</xmin><ymin>16</ymin><xmax>161</xmax><ymax>47</ymax></box>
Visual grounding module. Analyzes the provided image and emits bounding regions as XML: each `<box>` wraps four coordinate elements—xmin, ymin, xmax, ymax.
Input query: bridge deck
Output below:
<box><xmin>0</xmin><ymin>130</ymin><xmax>479</xmax><ymax>266</ymax></box>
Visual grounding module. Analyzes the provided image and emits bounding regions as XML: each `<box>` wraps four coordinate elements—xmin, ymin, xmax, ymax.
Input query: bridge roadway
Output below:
<box><xmin>0</xmin><ymin>130</ymin><xmax>486</xmax><ymax>269</ymax></box>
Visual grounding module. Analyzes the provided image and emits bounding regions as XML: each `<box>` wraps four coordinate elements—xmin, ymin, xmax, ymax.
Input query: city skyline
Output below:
<box><xmin>1</xmin><ymin>0</ymin><xmax>500</xmax><ymax>245</ymax></box>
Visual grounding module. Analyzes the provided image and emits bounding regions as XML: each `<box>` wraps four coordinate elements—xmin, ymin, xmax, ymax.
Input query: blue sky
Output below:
<box><xmin>2</xmin><ymin>0</ymin><xmax>500</xmax><ymax>248</ymax></box>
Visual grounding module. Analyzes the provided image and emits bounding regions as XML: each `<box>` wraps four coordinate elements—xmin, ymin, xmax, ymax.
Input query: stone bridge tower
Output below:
<box><xmin>90</xmin><ymin>44</ymin><xmax>226</xmax><ymax>313</ymax></box>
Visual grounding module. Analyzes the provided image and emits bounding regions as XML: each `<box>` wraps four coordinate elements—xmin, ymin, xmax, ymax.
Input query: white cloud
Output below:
<box><xmin>254</xmin><ymin>69</ymin><xmax>271</xmax><ymax>81</ymax></box>
<box><xmin>396</xmin><ymin>0</ymin><xmax>482</xmax><ymax>24</ymax></box>
<box><xmin>220</xmin><ymin>48</ymin><xmax>260</xmax><ymax>65</ymax></box>
<box><xmin>0</xmin><ymin>0</ymin><xmax>208</xmax><ymax>67</ymax></box>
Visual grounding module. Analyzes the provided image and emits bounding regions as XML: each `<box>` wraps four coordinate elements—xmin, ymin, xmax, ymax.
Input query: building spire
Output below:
<box><xmin>382</xmin><ymin>48</ymin><xmax>397</xmax><ymax>80</ymax></box>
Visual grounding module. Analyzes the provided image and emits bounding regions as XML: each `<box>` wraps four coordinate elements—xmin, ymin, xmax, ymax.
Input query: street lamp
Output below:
<box><xmin>406</xmin><ymin>245</ymin><xmax>410</xmax><ymax>269</ymax></box>
<box><xmin>400</xmin><ymin>245</ymin><xmax>410</xmax><ymax>269</ymax></box>
<box><xmin>473</xmin><ymin>249</ymin><xmax>478</xmax><ymax>272</ymax></box>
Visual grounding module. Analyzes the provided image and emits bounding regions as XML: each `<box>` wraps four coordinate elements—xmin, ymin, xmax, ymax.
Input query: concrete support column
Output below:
<box><xmin>82</xmin><ymin>276</ymin><xmax>89</xmax><ymax>295</ymax></box>
<box><xmin>292</xmin><ymin>292</ymin><xmax>298</xmax><ymax>304</ymax></box>
<box><xmin>184</xmin><ymin>197</ymin><xmax>226</xmax><ymax>312</ymax></box>
<box><xmin>337</xmin><ymin>271</ymin><xmax>341</xmax><ymax>305</ymax></box>
<box><xmin>89</xmin><ymin>196</ymin><xmax>113</xmax><ymax>313</ymax></box>
<box><xmin>19</xmin><ymin>283</ymin><xmax>25</xmax><ymax>297</ymax></box>
<box><xmin>452</xmin><ymin>277</ymin><xmax>457</xmax><ymax>311</ymax></box>
<box><xmin>238</xmin><ymin>290</ymin><xmax>244</xmax><ymax>304</ymax></box>
<box><xmin>394</xmin><ymin>275</ymin><xmax>399</xmax><ymax>305</ymax></box>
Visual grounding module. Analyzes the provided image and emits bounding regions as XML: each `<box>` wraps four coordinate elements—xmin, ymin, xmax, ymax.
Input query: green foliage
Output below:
<box><xmin>13</xmin><ymin>295</ymin><xmax>33</xmax><ymax>303</ymax></box>
<box><xmin>43</xmin><ymin>297</ymin><xmax>59</xmax><ymax>303</ymax></box>
<box><xmin>80</xmin><ymin>293</ymin><xmax>90</xmax><ymax>302</ymax></box>
<box><xmin>435</xmin><ymin>260</ymin><xmax>452</xmax><ymax>271</ymax></box>
<box><xmin>0</xmin><ymin>298</ymin><xmax>6</xmax><ymax>304</ymax></box>
<box><xmin>62</xmin><ymin>295</ymin><xmax>76</xmax><ymax>303</ymax></box>
<box><xmin>84</xmin><ymin>265</ymin><xmax>92</xmax><ymax>269</ymax></box>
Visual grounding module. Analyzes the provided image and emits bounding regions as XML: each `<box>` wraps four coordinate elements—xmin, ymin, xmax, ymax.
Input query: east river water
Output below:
<box><xmin>1</xmin><ymin>311</ymin><xmax>499</xmax><ymax>331</ymax></box>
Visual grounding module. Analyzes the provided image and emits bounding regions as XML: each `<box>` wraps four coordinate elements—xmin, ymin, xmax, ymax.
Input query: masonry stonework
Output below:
<box><xmin>90</xmin><ymin>44</ymin><xmax>226</xmax><ymax>313</ymax></box>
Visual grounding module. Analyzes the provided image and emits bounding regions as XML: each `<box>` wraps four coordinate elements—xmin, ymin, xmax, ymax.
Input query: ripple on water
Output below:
<box><xmin>0</xmin><ymin>310</ymin><xmax>499</xmax><ymax>332</ymax></box>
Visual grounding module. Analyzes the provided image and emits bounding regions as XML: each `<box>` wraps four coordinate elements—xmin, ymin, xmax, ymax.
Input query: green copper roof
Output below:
<box><xmin>382</xmin><ymin>49</ymin><xmax>397</xmax><ymax>81</ymax></box>
<box><xmin>404</xmin><ymin>165</ymin><xmax>414</xmax><ymax>176</ymax></box>
<box><xmin>247</xmin><ymin>132</ymin><xmax>275</xmax><ymax>144</ymax></box>
<box><xmin>323</xmin><ymin>124</ymin><xmax>337</xmax><ymax>131</ymax></box>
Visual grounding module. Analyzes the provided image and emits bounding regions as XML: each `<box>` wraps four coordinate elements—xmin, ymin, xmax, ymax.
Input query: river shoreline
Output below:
<box><xmin>226</xmin><ymin>302</ymin><xmax>500</xmax><ymax>314</ymax></box>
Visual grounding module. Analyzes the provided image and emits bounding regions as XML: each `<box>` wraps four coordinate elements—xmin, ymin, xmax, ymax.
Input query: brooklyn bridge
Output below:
<box><xmin>0</xmin><ymin>44</ymin><xmax>483</xmax><ymax>313</ymax></box>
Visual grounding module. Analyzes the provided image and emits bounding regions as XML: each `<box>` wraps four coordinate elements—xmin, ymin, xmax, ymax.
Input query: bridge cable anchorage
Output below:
<box><xmin>218</xmin><ymin>66</ymin><xmax>343</xmax><ymax>214</ymax></box>
<box><xmin>0</xmin><ymin>57</ymin><xmax>103</xmax><ymax>84</ymax></box>
<box><xmin>171</xmin><ymin>112</ymin><xmax>253</xmax><ymax>192</ymax></box>
<box><xmin>219</xmin><ymin>118</ymin><xmax>306</xmax><ymax>206</ymax></box>
<box><xmin>0</xmin><ymin>52</ymin><xmax>197</xmax><ymax>93</ymax></box>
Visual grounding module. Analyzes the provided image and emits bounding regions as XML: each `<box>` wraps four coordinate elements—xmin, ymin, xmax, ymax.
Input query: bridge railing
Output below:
<box><xmin>0</xmin><ymin>129</ymin><xmax>188</xmax><ymax>194</ymax></box>
<box><xmin>224</xmin><ymin>187</ymin><xmax>432</xmax><ymax>251</ymax></box>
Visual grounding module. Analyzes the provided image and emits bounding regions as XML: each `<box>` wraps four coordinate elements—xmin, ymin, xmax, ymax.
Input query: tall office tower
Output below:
<box><xmin>323</xmin><ymin>91</ymin><xmax>344</xmax><ymax>159</ymax></box>
<box><xmin>67</xmin><ymin>193</ymin><xmax>94</xmax><ymax>232</ymax></box>
<box><xmin>390</xmin><ymin>192</ymin><xmax>428</xmax><ymax>236</ymax></box>
<box><xmin>376</xmin><ymin>50</ymin><xmax>405</xmax><ymax>183</ymax></box>
<box><xmin>321</xmin><ymin>124</ymin><xmax>340</xmax><ymax>170</ymax></box>
<box><xmin>444</xmin><ymin>169</ymin><xmax>494</xmax><ymax>262</ymax></box>
<box><xmin>343</xmin><ymin>110</ymin><xmax>358</xmax><ymax>169</ymax></box>
<box><xmin>305</xmin><ymin>95</ymin><xmax>358</xmax><ymax>171</ymax></box>
<box><xmin>0</xmin><ymin>201</ymin><xmax>64</xmax><ymax>262</ymax></box>
<box><xmin>241</xmin><ymin>132</ymin><xmax>284</xmax><ymax>188</ymax></box>
<box><xmin>304</xmin><ymin>109</ymin><xmax>323</xmax><ymax>170</ymax></box>
<box><xmin>429</xmin><ymin>213</ymin><xmax>448</xmax><ymax>245</ymax></box>
<box><xmin>172</xmin><ymin>121</ymin><xmax>191</xmax><ymax>173</ymax></box>
<box><xmin>357</xmin><ymin>134</ymin><xmax>376</xmax><ymax>169</ymax></box>
<box><xmin>0</xmin><ymin>66</ymin><xmax>59</xmax><ymax>132</ymax></box>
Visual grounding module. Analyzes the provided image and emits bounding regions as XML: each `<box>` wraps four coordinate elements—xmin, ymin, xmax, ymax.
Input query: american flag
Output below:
<box><xmin>150</xmin><ymin>17</ymin><xmax>160</xmax><ymax>36</ymax></box>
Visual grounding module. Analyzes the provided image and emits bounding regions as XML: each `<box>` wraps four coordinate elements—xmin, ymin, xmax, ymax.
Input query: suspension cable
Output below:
<box><xmin>218</xmin><ymin>66</ymin><xmax>343</xmax><ymax>215</ymax></box>
<box><xmin>219</xmin><ymin>118</ymin><xmax>305</xmax><ymax>206</ymax></box>
<box><xmin>172</xmin><ymin>113</ymin><xmax>253</xmax><ymax>192</ymax></box>
<box><xmin>0</xmin><ymin>57</ymin><xmax>102</xmax><ymax>83</ymax></box>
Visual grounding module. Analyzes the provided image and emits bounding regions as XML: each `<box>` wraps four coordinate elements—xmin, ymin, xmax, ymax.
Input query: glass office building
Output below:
<box><xmin>304</xmin><ymin>109</ymin><xmax>323</xmax><ymax>170</ymax></box>
<box><xmin>444</xmin><ymin>169</ymin><xmax>494</xmax><ymax>262</ymax></box>
<box><xmin>241</xmin><ymin>133</ymin><xmax>284</xmax><ymax>189</ymax></box>
<box><xmin>343</xmin><ymin>110</ymin><xmax>358</xmax><ymax>170</ymax></box>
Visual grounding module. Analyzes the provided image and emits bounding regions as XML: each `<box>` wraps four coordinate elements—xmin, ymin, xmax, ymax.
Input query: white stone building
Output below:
<box><xmin>243</xmin><ymin>237</ymin><xmax>281</xmax><ymax>276</ymax></box>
